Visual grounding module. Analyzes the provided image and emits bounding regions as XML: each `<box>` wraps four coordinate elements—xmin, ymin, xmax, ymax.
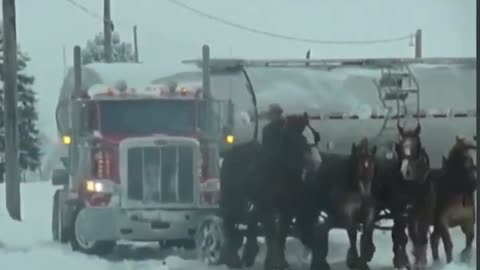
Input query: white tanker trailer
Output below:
<box><xmin>157</xmin><ymin>55</ymin><xmax>476</xmax><ymax>168</ymax></box>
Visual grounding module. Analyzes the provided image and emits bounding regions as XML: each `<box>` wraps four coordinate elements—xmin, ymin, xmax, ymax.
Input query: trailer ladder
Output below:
<box><xmin>372</xmin><ymin>64</ymin><xmax>420</xmax><ymax>149</ymax></box>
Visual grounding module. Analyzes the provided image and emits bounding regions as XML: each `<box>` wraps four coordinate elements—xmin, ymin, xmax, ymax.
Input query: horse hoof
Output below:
<box><xmin>431</xmin><ymin>259</ymin><xmax>442</xmax><ymax>267</ymax></box>
<box><xmin>312</xmin><ymin>261</ymin><xmax>331</xmax><ymax>270</ymax></box>
<box><xmin>414</xmin><ymin>264</ymin><xmax>427</xmax><ymax>270</ymax></box>
<box><xmin>264</xmin><ymin>265</ymin><xmax>290</xmax><ymax>270</ymax></box>
<box><xmin>264</xmin><ymin>260</ymin><xmax>290</xmax><ymax>270</ymax></box>
<box><xmin>393</xmin><ymin>254</ymin><xmax>411</xmax><ymax>270</ymax></box>
<box><xmin>460</xmin><ymin>249</ymin><xmax>472</xmax><ymax>263</ymax></box>
<box><xmin>224</xmin><ymin>254</ymin><xmax>243</xmax><ymax>269</ymax></box>
<box><xmin>241</xmin><ymin>244</ymin><xmax>259</xmax><ymax>267</ymax></box>
<box><xmin>354</xmin><ymin>261</ymin><xmax>370</xmax><ymax>270</ymax></box>
<box><xmin>346</xmin><ymin>248</ymin><xmax>359</xmax><ymax>268</ymax></box>
<box><xmin>364</xmin><ymin>247</ymin><xmax>376</xmax><ymax>262</ymax></box>
<box><xmin>346</xmin><ymin>258</ymin><xmax>359</xmax><ymax>269</ymax></box>
<box><xmin>394</xmin><ymin>262</ymin><xmax>411</xmax><ymax>270</ymax></box>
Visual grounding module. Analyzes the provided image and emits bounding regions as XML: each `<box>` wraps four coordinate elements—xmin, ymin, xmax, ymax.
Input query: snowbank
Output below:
<box><xmin>0</xmin><ymin>181</ymin><xmax>476</xmax><ymax>270</ymax></box>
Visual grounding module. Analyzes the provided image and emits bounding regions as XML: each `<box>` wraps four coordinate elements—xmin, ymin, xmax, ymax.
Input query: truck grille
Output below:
<box><xmin>127</xmin><ymin>146</ymin><xmax>194</xmax><ymax>204</ymax></box>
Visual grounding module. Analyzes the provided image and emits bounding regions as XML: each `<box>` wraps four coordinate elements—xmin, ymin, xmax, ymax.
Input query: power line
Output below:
<box><xmin>166</xmin><ymin>0</ymin><xmax>414</xmax><ymax>45</ymax></box>
<box><xmin>64</xmin><ymin>0</ymin><xmax>201</xmax><ymax>48</ymax></box>
<box><xmin>65</xmin><ymin>0</ymin><xmax>104</xmax><ymax>22</ymax></box>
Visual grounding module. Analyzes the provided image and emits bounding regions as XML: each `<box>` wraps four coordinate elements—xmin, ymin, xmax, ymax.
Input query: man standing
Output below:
<box><xmin>261</xmin><ymin>103</ymin><xmax>285</xmax><ymax>163</ymax></box>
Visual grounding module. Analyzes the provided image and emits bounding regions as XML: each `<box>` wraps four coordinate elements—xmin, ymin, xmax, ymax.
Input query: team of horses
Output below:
<box><xmin>219</xmin><ymin>113</ymin><xmax>476</xmax><ymax>270</ymax></box>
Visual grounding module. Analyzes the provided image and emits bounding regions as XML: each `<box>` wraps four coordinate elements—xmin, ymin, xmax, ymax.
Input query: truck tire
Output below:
<box><xmin>195</xmin><ymin>215</ymin><xmax>226</xmax><ymax>265</ymax></box>
<box><xmin>52</xmin><ymin>190</ymin><xmax>68</xmax><ymax>243</ymax></box>
<box><xmin>69</xmin><ymin>205</ymin><xmax>116</xmax><ymax>256</ymax></box>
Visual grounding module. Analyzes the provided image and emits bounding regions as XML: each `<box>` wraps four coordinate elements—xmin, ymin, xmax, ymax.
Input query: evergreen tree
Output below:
<box><xmin>82</xmin><ymin>31</ymin><xmax>136</xmax><ymax>64</ymax></box>
<box><xmin>0</xmin><ymin>25</ymin><xmax>41</xmax><ymax>182</ymax></box>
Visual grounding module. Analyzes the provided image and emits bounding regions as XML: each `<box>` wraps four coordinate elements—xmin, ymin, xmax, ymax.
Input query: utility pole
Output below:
<box><xmin>414</xmin><ymin>29</ymin><xmax>422</xmax><ymax>58</ymax></box>
<box><xmin>305</xmin><ymin>49</ymin><xmax>311</xmax><ymax>66</ymax></box>
<box><xmin>133</xmin><ymin>25</ymin><xmax>139</xmax><ymax>62</ymax></box>
<box><xmin>73</xmin><ymin>46</ymin><xmax>82</xmax><ymax>98</ymax></box>
<box><xmin>201</xmin><ymin>45</ymin><xmax>211</xmax><ymax>99</ymax></box>
<box><xmin>103</xmin><ymin>0</ymin><xmax>113</xmax><ymax>63</ymax></box>
<box><xmin>2</xmin><ymin>0</ymin><xmax>21</xmax><ymax>221</ymax></box>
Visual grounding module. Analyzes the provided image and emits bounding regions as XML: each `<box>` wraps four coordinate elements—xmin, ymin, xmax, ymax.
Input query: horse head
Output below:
<box><xmin>395</xmin><ymin>123</ymin><xmax>430</xmax><ymax>181</ymax></box>
<box><xmin>283</xmin><ymin>113</ymin><xmax>322</xmax><ymax>173</ymax></box>
<box><xmin>443</xmin><ymin>136</ymin><xmax>477</xmax><ymax>184</ymax></box>
<box><xmin>351</xmin><ymin>138</ymin><xmax>377</xmax><ymax>197</ymax></box>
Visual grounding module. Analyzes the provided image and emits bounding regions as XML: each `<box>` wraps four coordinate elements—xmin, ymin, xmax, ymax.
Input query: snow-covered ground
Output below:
<box><xmin>0</xmin><ymin>0</ymin><xmax>475</xmax><ymax>269</ymax></box>
<box><xmin>0</xmin><ymin>182</ymin><xmax>476</xmax><ymax>270</ymax></box>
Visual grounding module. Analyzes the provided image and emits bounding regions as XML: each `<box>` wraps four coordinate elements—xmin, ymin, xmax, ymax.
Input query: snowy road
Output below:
<box><xmin>0</xmin><ymin>182</ymin><xmax>476</xmax><ymax>270</ymax></box>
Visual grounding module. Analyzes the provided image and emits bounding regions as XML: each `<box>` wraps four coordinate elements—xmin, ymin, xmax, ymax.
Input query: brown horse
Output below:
<box><xmin>297</xmin><ymin>137</ymin><xmax>378</xmax><ymax>270</ymax></box>
<box><xmin>429</xmin><ymin>136</ymin><xmax>476</xmax><ymax>264</ymax></box>
<box><xmin>375</xmin><ymin>124</ymin><xmax>432</xmax><ymax>270</ymax></box>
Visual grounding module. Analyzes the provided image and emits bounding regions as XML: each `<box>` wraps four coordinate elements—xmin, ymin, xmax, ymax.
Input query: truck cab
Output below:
<box><xmin>51</xmin><ymin>81</ymin><xmax>235</xmax><ymax>254</ymax></box>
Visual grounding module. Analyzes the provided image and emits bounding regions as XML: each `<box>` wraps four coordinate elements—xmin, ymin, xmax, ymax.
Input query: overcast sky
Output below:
<box><xmin>11</xmin><ymin>0</ymin><xmax>477</xmax><ymax>136</ymax></box>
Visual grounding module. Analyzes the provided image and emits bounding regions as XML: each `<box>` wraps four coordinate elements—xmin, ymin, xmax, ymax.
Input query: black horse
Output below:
<box><xmin>219</xmin><ymin>113</ymin><xmax>321</xmax><ymax>270</ymax></box>
<box><xmin>297</xmin><ymin>138</ymin><xmax>378</xmax><ymax>270</ymax></box>
<box><xmin>375</xmin><ymin>124</ymin><xmax>432</xmax><ymax>270</ymax></box>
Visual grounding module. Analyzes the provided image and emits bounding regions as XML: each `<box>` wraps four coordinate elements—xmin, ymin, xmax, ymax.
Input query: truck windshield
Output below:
<box><xmin>99</xmin><ymin>100</ymin><xmax>195</xmax><ymax>135</ymax></box>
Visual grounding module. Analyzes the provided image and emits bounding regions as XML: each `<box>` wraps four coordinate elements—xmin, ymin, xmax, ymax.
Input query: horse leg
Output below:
<box><xmin>241</xmin><ymin>206</ymin><xmax>260</xmax><ymax>267</ymax></box>
<box><xmin>459</xmin><ymin>217</ymin><xmax>475</xmax><ymax>263</ymax></box>
<box><xmin>296</xmin><ymin>207</ymin><xmax>317</xmax><ymax>266</ymax></box>
<box><xmin>359</xmin><ymin>206</ymin><xmax>376</xmax><ymax>269</ymax></box>
<box><xmin>346</xmin><ymin>226</ymin><xmax>359</xmax><ymax>269</ymax></box>
<box><xmin>264</xmin><ymin>211</ymin><xmax>275</xmax><ymax>270</ymax></box>
<box><xmin>276</xmin><ymin>211</ymin><xmax>291</xmax><ymax>269</ymax></box>
<box><xmin>263</xmin><ymin>210</ymin><xmax>289</xmax><ymax>270</ymax></box>
<box><xmin>310</xmin><ymin>220</ymin><xmax>331</xmax><ymax>270</ymax></box>
<box><xmin>222</xmin><ymin>217</ymin><xmax>243</xmax><ymax>268</ymax></box>
<box><xmin>430</xmin><ymin>227</ymin><xmax>441</xmax><ymax>263</ymax></box>
<box><xmin>392</xmin><ymin>214</ymin><xmax>410</xmax><ymax>269</ymax></box>
<box><xmin>438</xmin><ymin>220</ymin><xmax>453</xmax><ymax>264</ymax></box>
<box><xmin>408</xmin><ymin>220</ymin><xmax>429</xmax><ymax>270</ymax></box>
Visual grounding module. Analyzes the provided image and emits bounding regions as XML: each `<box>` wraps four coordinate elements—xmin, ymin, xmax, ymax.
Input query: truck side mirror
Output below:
<box><xmin>60</xmin><ymin>157</ymin><xmax>69</xmax><ymax>168</ymax></box>
<box><xmin>79</xmin><ymin>103</ymin><xmax>90</xmax><ymax>133</ymax></box>
<box><xmin>51</xmin><ymin>168</ymin><xmax>68</xmax><ymax>186</ymax></box>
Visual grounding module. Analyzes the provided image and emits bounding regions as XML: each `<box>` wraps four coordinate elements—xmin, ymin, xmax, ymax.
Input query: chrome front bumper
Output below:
<box><xmin>75</xmin><ymin>206</ymin><xmax>216</xmax><ymax>242</ymax></box>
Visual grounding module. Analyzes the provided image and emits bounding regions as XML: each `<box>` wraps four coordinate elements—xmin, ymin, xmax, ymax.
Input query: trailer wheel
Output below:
<box><xmin>52</xmin><ymin>190</ymin><xmax>67</xmax><ymax>243</ymax></box>
<box><xmin>195</xmin><ymin>215</ymin><xmax>226</xmax><ymax>265</ymax></box>
<box><xmin>69</xmin><ymin>205</ymin><xmax>116</xmax><ymax>256</ymax></box>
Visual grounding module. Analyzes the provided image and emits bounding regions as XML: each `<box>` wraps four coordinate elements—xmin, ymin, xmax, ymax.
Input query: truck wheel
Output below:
<box><xmin>69</xmin><ymin>205</ymin><xmax>115</xmax><ymax>256</ymax></box>
<box><xmin>195</xmin><ymin>215</ymin><xmax>226</xmax><ymax>265</ymax></box>
<box><xmin>52</xmin><ymin>190</ymin><xmax>67</xmax><ymax>243</ymax></box>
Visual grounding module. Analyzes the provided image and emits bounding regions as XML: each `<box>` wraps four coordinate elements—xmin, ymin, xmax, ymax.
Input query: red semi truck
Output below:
<box><xmin>51</xmin><ymin>50</ymin><xmax>235</xmax><ymax>257</ymax></box>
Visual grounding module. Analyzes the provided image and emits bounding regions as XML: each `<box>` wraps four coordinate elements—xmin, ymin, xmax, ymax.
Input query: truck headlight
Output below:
<box><xmin>86</xmin><ymin>180</ymin><xmax>103</xmax><ymax>192</ymax></box>
<box><xmin>84</xmin><ymin>179</ymin><xmax>116</xmax><ymax>193</ymax></box>
<box><xmin>225</xmin><ymin>135</ymin><xmax>234</xmax><ymax>144</ymax></box>
<box><xmin>62</xmin><ymin>135</ymin><xmax>71</xmax><ymax>145</ymax></box>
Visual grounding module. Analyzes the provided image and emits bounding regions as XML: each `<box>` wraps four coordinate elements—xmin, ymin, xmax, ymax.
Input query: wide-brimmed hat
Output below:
<box><xmin>268</xmin><ymin>103</ymin><xmax>283</xmax><ymax>115</ymax></box>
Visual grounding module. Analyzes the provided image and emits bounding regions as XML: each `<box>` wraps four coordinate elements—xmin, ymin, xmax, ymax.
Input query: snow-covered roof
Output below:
<box><xmin>83</xmin><ymin>62</ymin><xmax>162</xmax><ymax>86</ymax></box>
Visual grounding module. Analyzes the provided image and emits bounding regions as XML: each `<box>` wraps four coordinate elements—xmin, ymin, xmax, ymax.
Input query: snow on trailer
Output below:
<box><xmin>181</xmin><ymin>55</ymin><xmax>476</xmax><ymax>163</ymax></box>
